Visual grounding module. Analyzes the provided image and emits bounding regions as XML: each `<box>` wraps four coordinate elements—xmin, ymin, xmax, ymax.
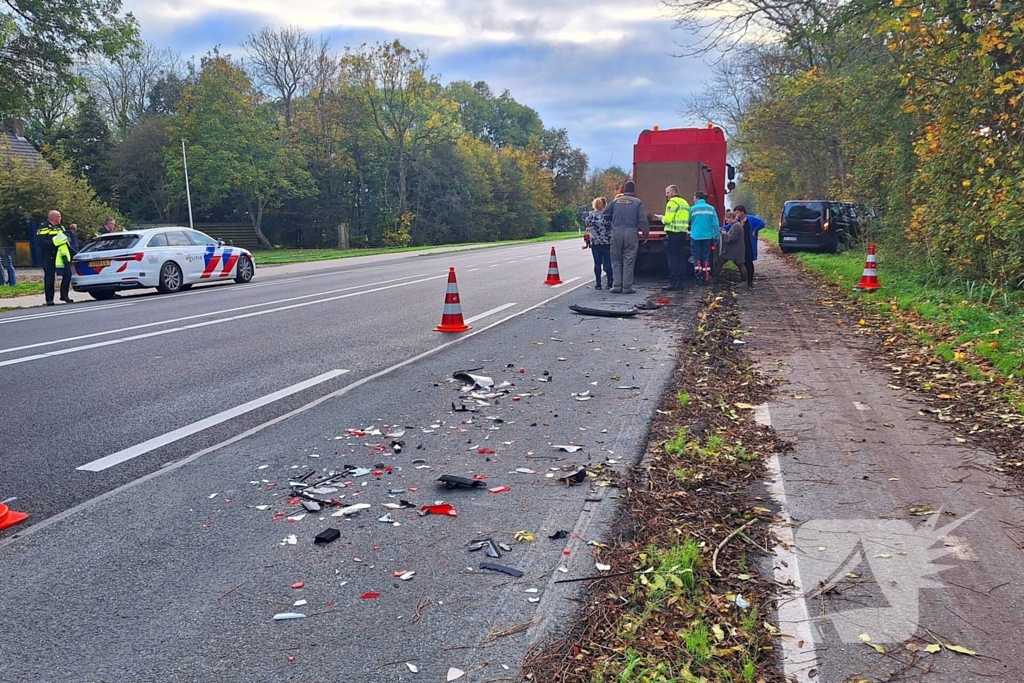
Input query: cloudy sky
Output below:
<box><xmin>124</xmin><ymin>0</ymin><xmax>716</xmax><ymax>171</ymax></box>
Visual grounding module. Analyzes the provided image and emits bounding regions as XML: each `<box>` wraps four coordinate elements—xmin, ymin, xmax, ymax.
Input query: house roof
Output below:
<box><xmin>0</xmin><ymin>131</ymin><xmax>44</xmax><ymax>163</ymax></box>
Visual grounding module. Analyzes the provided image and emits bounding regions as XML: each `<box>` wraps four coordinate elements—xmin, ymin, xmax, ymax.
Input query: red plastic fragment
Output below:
<box><xmin>288</xmin><ymin>497</ymin><xmax>301</xmax><ymax>505</ymax></box>
<box><xmin>361</xmin><ymin>592</ymin><xmax>381</xmax><ymax>600</ymax></box>
<box><xmin>288</xmin><ymin>656</ymin><xmax>295</xmax><ymax>663</ymax></box>
<box><xmin>291</xmin><ymin>582</ymin><xmax>304</xmax><ymax>589</ymax></box>
<box><xmin>519</xmin><ymin>368</ymin><xmax>525</xmax><ymax>373</ymax></box>
<box><xmin>488</xmin><ymin>486</ymin><xmax>511</xmax><ymax>494</ymax></box>
<box><xmin>420</xmin><ymin>503</ymin><xmax>458</xmax><ymax>517</ymax></box>
<box><xmin>477</xmin><ymin>447</ymin><xmax>495</xmax><ymax>455</ymax></box>
<box><xmin>273</xmin><ymin>512</ymin><xmax>286</xmax><ymax>521</ymax></box>
<box><xmin>472</xmin><ymin>474</ymin><xmax>488</xmax><ymax>481</ymax></box>
<box><xmin>512</xmin><ymin>397</ymin><xmax>522</xmax><ymax>402</ymax></box>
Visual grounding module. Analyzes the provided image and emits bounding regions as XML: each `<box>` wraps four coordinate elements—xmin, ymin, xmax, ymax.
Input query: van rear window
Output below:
<box><xmin>784</xmin><ymin>203</ymin><xmax>825</xmax><ymax>220</ymax></box>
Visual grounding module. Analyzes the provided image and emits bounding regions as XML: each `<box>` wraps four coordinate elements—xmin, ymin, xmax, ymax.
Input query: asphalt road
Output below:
<box><xmin>0</xmin><ymin>240</ymin><xmax>682</xmax><ymax>682</ymax></box>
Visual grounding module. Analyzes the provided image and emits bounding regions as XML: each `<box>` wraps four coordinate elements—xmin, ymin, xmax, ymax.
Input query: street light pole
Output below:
<box><xmin>182</xmin><ymin>139</ymin><xmax>195</xmax><ymax>230</ymax></box>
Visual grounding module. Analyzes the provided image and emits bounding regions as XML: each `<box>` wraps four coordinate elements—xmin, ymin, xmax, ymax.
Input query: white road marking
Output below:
<box><xmin>1</xmin><ymin>274</ymin><xmax>448</xmax><ymax>368</ymax></box>
<box><xmin>77</xmin><ymin>369</ymin><xmax>350</xmax><ymax>472</ymax></box>
<box><xmin>0</xmin><ymin>301</ymin><xmax>135</xmax><ymax>325</ymax></box>
<box><xmin>489</xmin><ymin>264</ymin><xmax>500</xmax><ymax>267</ymax></box>
<box><xmin>761</xmin><ymin>403</ymin><xmax>822</xmax><ymax>683</ymax></box>
<box><xmin>464</xmin><ymin>303</ymin><xmax>516</xmax><ymax>324</ymax></box>
<box><xmin>467</xmin><ymin>268</ymin><xmax>480</xmax><ymax>272</ymax></box>
<box><xmin>550</xmin><ymin>276</ymin><xmax>582</xmax><ymax>288</ymax></box>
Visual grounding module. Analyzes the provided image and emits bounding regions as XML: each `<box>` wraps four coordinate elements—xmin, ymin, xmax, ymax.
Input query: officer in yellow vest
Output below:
<box><xmin>36</xmin><ymin>209</ymin><xmax>74</xmax><ymax>305</ymax></box>
<box><xmin>653</xmin><ymin>185</ymin><xmax>690</xmax><ymax>291</ymax></box>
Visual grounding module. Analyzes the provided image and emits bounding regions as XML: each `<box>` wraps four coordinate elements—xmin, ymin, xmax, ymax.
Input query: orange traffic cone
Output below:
<box><xmin>0</xmin><ymin>502</ymin><xmax>28</xmax><ymax>532</ymax></box>
<box><xmin>544</xmin><ymin>246</ymin><xmax>562</xmax><ymax>285</ymax></box>
<box><xmin>854</xmin><ymin>243</ymin><xmax>882</xmax><ymax>291</ymax></box>
<box><xmin>435</xmin><ymin>267</ymin><xmax>470</xmax><ymax>333</ymax></box>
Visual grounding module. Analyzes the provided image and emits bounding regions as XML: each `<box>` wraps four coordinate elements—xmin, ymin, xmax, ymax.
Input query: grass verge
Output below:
<box><xmin>256</xmin><ymin>231</ymin><xmax>581</xmax><ymax>266</ymax></box>
<box><xmin>522</xmin><ymin>289</ymin><xmax>786</xmax><ymax>683</ymax></box>
<box><xmin>0</xmin><ymin>283</ymin><xmax>43</xmax><ymax>298</ymax></box>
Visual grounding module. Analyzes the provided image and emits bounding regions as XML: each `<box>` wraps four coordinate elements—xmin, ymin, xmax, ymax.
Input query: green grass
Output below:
<box><xmin>0</xmin><ymin>283</ymin><xmax>43</xmax><ymax>298</ymax></box>
<box><xmin>760</xmin><ymin>228</ymin><xmax>1024</xmax><ymax>381</ymax></box>
<box><xmin>677</xmin><ymin>391</ymin><xmax>691</xmax><ymax>408</ymax></box>
<box><xmin>255</xmin><ymin>231</ymin><xmax>581</xmax><ymax>266</ymax></box>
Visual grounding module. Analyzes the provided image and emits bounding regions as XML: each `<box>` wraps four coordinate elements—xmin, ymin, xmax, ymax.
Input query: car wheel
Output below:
<box><xmin>157</xmin><ymin>261</ymin><xmax>184</xmax><ymax>294</ymax></box>
<box><xmin>234</xmin><ymin>256</ymin><xmax>254</xmax><ymax>283</ymax></box>
<box><xmin>89</xmin><ymin>290</ymin><xmax>116</xmax><ymax>300</ymax></box>
<box><xmin>780</xmin><ymin>247</ymin><xmax>794</xmax><ymax>254</ymax></box>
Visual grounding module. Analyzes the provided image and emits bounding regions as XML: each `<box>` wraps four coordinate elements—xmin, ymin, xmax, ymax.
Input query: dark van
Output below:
<box><xmin>779</xmin><ymin>201</ymin><xmax>861</xmax><ymax>253</ymax></box>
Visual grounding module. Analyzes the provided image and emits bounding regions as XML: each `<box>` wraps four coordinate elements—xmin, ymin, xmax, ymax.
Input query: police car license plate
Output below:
<box><xmin>90</xmin><ymin>259</ymin><xmax>111</xmax><ymax>268</ymax></box>
<box><xmin>782</xmin><ymin>236</ymin><xmax>797</xmax><ymax>242</ymax></box>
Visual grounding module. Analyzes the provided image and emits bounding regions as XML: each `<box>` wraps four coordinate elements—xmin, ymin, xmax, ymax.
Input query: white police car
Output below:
<box><xmin>72</xmin><ymin>227</ymin><xmax>255</xmax><ymax>300</ymax></box>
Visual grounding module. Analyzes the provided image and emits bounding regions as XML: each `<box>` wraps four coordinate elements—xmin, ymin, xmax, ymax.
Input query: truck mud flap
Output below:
<box><xmin>569</xmin><ymin>303</ymin><xmax>638</xmax><ymax>318</ymax></box>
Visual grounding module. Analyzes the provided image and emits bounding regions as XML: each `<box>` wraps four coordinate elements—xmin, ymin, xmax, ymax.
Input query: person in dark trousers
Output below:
<box><xmin>602</xmin><ymin>180</ymin><xmax>648</xmax><ymax>294</ymax></box>
<box><xmin>68</xmin><ymin>223</ymin><xmax>80</xmax><ymax>254</ymax></box>
<box><xmin>36</xmin><ymin>210</ymin><xmax>74</xmax><ymax>305</ymax></box>
<box><xmin>712</xmin><ymin>212</ymin><xmax>748</xmax><ymax>283</ymax></box>
<box><xmin>585</xmin><ymin>197</ymin><xmax>613</xmax><ymax>289</ymax></box>
<box><xmin>733</xmin><ymin>205</ymin><xmax>763</xmax><ymax>289</ymax></box>
<box><xmin>688</xmin><ymin>192</ymin><xmax>719</xmax><ymax>285</ymax></box>
<box><xmin>654</xmin><ymin>184</ymin><xmax>690</xmax><ymax>291</ymax></box>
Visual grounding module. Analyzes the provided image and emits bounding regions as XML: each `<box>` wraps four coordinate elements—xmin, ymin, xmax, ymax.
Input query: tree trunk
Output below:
<box><xmin>252</xmin><ymin>203</ymin><xmax>274</xmax><ymax>249</ymax></box>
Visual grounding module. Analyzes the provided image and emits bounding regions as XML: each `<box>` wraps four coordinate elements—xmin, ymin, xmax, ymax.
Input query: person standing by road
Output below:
<box><xmin>585</xmin><ymin>197</ymin><xmax>613</xmax><ymax>290</ymax></box>
<box><xmin>712</xmin><ymin>212</ymin><xmax>748</xmax><ymax>284</ymax></box>
<box><xmin>68</xmin><ymin>223</ymin><xmax>80</xmax><ymax>254</ymax></box>
<box><xmin>36</xmin><ymin>210</ymin><xmax>74</xmax><ymax>305</ymax></box>
<box><xmin>98</xmin><ymin>217</ymin><xmax>117</xmax><ymax>235</ymax></box>
<box><xmin>733</xmin><ymin>205</ymin><xmax>764</xmax><ymax>289</ymax></box>
<box><xmin>602</xmin><ymin>180</ymin><xmax>648</xmax><ymax>294</ymax></box>
<box><xmin>653</xmin><ymin>185</ymin><xmax>690</xmax><ymax>291</ymax></box>
<box><xmin>688</xmin><ymin>192</ymin><xmax>719</xmax><ymax>285</ymax></box>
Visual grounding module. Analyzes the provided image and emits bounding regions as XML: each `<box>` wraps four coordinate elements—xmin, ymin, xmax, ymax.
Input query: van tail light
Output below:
<box><xmin>113</xmin><ymin>253</ymin><xmax>144</xmax><ymax>262</ymax></box>
<box><xmin>822</xmin><ymin>220</ymin><xmax>830</xmax><ymax>233</ymax></box>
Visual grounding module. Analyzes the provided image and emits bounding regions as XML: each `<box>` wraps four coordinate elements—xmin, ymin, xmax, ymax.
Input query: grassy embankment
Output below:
<box><xmin>0</xmin><ymin>232</ymin><xmax>582</xmax><ymax>298</ymax></box>
<box><xmin>761</xmin><ymin>228</ymin><xmax>1024</xmax><ymax>385</ymax></box>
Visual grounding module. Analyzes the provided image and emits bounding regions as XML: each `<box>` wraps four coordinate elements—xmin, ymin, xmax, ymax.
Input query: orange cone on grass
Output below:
<box><xmin>544</xmin><ymin>246</ymin><xmax>562</xmax><ymax>285</ymax></box>
<box><xmin>435</xmin><ymin>267</ymin><xmax>470</xmax><ymax>333</ymax></box>
<box><xmin>854</xmin><ymin>243</ymin><xmax>882</xmax><ymax>291</ymax></box>
<box><xmin>0</xmin><ymin>503</ymin><xmax>28</xmax><ymax>532</ymax></box>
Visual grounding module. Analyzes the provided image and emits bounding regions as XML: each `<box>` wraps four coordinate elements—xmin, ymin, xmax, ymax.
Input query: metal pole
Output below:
<box><xmin>182</xmin><ymin>140</ymin><xmax>195</xmax><ymax>230</ymax></box>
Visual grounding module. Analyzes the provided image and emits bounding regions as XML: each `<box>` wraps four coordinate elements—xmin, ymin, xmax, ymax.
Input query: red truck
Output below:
<box><xmin>630</xmin><ymin>125</ymin><xmax>733</xmax><ymax>269</ymax></box>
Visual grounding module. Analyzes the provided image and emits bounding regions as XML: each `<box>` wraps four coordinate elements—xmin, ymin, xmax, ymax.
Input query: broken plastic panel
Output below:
<box><xmin>437</xmin><ymin>475</ymin><xmax>486</xmax><ymax>490</ymax></box>
<box><xmin>480</xmin><ymin>562</ymin><xmax>524</xmax><ymax>578</ymax></box>
<box><xmin>452</xmin><ymin>370</ymin><xmax>494</xmax><ymax>389</ymax></box>
<box><xmin>420</xmin><ymin>503</ymin><xmax>458</xmax><ymax>517</ymax></box>
<box><xmin>468</xmin><ymin>538</ymin><xmax>502</xmax><ymax>558</ymax></box>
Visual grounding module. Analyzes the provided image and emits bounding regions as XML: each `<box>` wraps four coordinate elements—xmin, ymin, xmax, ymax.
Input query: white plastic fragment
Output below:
<box><xmin>257</xmin><ymin>464</ymin><xmax>269</xmax><ymax>470</ymax></box>
<box><xmin>406</xmin><ymin>662</ymin><xmax>419</xmax><ymax>673</ymax></box>
<box><xmin>378</xmin><ymin>514</ymin><xmax>393</xmax><ymax>523</ymax></box>
<box><xmin>287</xmin><ymin>513</ymin><xmax>306</xmax><ymax>522</ymax></box>
<box><xmin>525</xmin><ymin>588</ymin><xmax>539</xmax><ymax>593</ymax></box>
<box><xmin>332</xmin><ymin>503</ymin><xmax>371</xmax><ymax>517</ymax></box>
<box><xmin>596</xmin><ymin>563</ymin><xmax>611</xmax><ymax>572</ymax></box>
<box><xmin>735</xmin><ymin>594</ymin><xmax>750</xmax><ymax>610</ymax></box>
<box><xmin>553</xmin><ymin>445</ymin><xmax>584</xmax><ymax>453</ymax></box>
<box><xmin>293</xmin><ymin>599</ymin><xmax>307</xmax><ymax>607</ymax></box>
<box><xmin>399</xmin><ymin>571</ymin><xmax>415</xmax><ymax>581</ymax></box>
<box><xmin>208</xmin><ymin>493</ymin><xmax>219</xmax><ymax>498</ymax></box>
<box><xmin>254</xmin><ymin>505</ymin><xmax>270</xmax><ymax>511</ymax></box>
<box><xmin>273</xmin><ymin>612</ymin><xmax>306</xmax><ymax>620</ymax></box>
<box><xmin>528</xmin><ymin>597</ymin><xmax>541</xmax><ymax>603</ymax></box>
<box><xmin>282</xmin><ymin>535</ymin><xmax>298</xmax><ymax>545</ymax></box>
<box><xmin>387</xmin><ymin>429</ymin><xmax>406</xmax><ymax>438</ymax></box>
<box><xmin>447</xmin><ymin>667</ymin><xmax>465</xmax><ymax>681</ymax></box>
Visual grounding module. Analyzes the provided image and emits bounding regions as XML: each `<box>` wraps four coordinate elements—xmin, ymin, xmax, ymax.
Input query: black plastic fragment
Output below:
<box><xmin>480</xmin><ymin>562</ymin><xmax>524</xmax><ymax>578</ymax></box>
<box><xmin>314</xmin><ymin>528</ymin><xmax>341</xmax><ymax>545</ymax></box>
<box><xmin>391</xmin><ymin>440</ymin><xmax>405</xmax><ymax>453</ymax></box>
<box><xmin>569</xmin><ymin>303</ymin><xmax>638</xmax><ymax>318</ymax></box>
<box><xmin>559</xmin><ymin>467</ymin><xmax>588</xmax><ymax>485</ymax></box>
<box><xmin>549</xmin><ymin>530</ymin><xmax>570</xmax><ymax>540</ymax></box>
<box><xmin>437</xmin><ymin>474</ymin><xmax>487</xmax><ymax>489</ymax></box>
<box><xmin>469</xmin><ymin>538</ymin><xmax>502</xmax><ymax>558</ymax></box>
<box><xmin>637</xmin><ymin>299</ymin><xmax>660</xmax><ymax>310</ymax></box>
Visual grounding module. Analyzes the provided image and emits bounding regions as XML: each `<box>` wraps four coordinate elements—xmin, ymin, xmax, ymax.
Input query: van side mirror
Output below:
<box><xmin>727</xmin><ymin>164</ymin><xmax>736</xmax><ymax>181</ymax></box>
<box><xmin>727</xmin><ymin>182</ymin><xmax>736</xmax><ymax>192</ymax></box>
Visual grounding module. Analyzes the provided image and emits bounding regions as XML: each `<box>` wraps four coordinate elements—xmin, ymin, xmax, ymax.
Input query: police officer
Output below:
<box><xmin>601</xmin><ymin>180</ymin><xmax>648</xmax><ymax>294</ymax></box>
<box><xmin>654</xmin><ymin>184</ymin><xmax>690</xmax><ymax>291</ymax></box>
<box><xmin>36</xmin><ymin>210</ymin><xmax>74</xmax><ymax>305</ymax></box>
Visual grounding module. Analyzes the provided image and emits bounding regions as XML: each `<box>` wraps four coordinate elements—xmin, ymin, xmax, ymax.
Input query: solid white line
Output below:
<box><xmin>1</xmin><ymin>278</ymin><xmax>591</xmax><ymax>546</ymax></box>
<box><xmin>0</xmin><ymin>272</ymin><xmax>432</xmax><ymax>356</ymax></box>
<box><xmin>0</xmin><ymin>301</ymin><xmax>135</xmax><ymax>325</ymax></box>
<box><xmin>0</xmin><ymin>273</ymin><xmax>446</xmax><ymax>366</ymax></box>
<box><xmin>551</xmin><ymin>276</ymin><xmax>582</xmax><ymax>288</ymax></box>
<box><xmin>765</xmin><ymin>429</ymin><xmax>822</xmax><ymax>682</ymax></box>
<box><xmin>464</xmin><ymin>302</ymin><xmax>516</xmax><ymax>324</ymax></box>
<box><xmin>77</xmin><ymin>369</ymin><xmax>350</xmax><ymax>472</ymax></box>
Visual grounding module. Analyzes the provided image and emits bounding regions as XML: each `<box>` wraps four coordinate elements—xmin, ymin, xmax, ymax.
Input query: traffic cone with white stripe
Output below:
<box><xmin>0</xmin><ymin>502</ymin><xmax>28</xmax><ymax>531</ymax></box>
<box><xmin>854</xmin><ymin>244</ymin><xmax>882</xmax><ymax>291</ymax></box>
<box><xmin>544</xmin><ymin>246</ymin><xmax>563</xmax><ymax>285</ymax></box>
<box><xmin>435</xmin><ymin>267</ymin><xmax>470</xmax><ymax>333</ymax></box>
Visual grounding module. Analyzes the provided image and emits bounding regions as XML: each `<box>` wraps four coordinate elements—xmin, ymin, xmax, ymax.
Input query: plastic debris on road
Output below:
<box><xmin>452</xmin><ymin>370</ymin><xmax>494</xmax><ymax>389</ymax></box>
<box><xmin>406</xmin><ymin>662</ymin><xmax>419</xmax><ymax>673</ymax></box>
<box><xmin>559</xmin><ymin>466</ymin><xmax>588</xmax><ymax>485</ymax></box>
<box><xmin>314</xmin><ymin>528</ymin><xmax>341</xmax><ymax>545</ymax></box>
<box><xmin>332</xmin><ymin>503</ymin><xmax>371</xmax><ymax>517</ymax></box>
<box><xmin>468</xmin><ymin>538</ymin><xmax>502</xmax><ymax>558</ymax></box>
<box><xmin>273</xmin><ymin>612</ymin><xmax>307</xmax><ymax>621</ymax></box>
<box><xmin>488</xmin><ymin>485</ymin><xmax>511</xmax><ymax>493</ymax></box>
<box><xmin>480</xmin><ymin>562</ymin><xmax>524</xmax><ymax>578</ymax></box>
<box><xmin>549</xmin><ymin>530</ymin><xmax>570</xmax><ymax>540</ymax></box>
<box><xmin>437</xmin><ymin>474</ymin><xmax>486</xmax><ymax>490</ymax></box>
<box><xmin>553</xmin><ymin>445</ymin><xmax>584</xmax><ymax>453</ymax></box>
<box><xmin>361</xmin><ymin>592</ymin><xmax>381</xmax><ymax>600</ymax></box>
<box><xmin>447</xmin><ymin>667</ymin><xmax>465</xmax><ymax>681</ymax></box>
<box><xmin>420</xmin><ymin>503</ymin><xmax>458</xmax><ymax>517</ymax></box>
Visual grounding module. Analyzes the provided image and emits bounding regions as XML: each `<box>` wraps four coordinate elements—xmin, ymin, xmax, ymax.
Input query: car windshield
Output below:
<box><xmin>80</xmin><ymin>234</ymin><xmax>142</xmax><ymax>252</ymax></box>
<box><xmin>784</xmin><ymin>203</ymin><xmax>825</xmax><ymax>221</ymax></box>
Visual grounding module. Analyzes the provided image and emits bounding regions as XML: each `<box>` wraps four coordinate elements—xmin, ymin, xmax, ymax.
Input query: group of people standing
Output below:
<box><xmin>36</xmin><ymin>210</ymin><xmax>119</xmax><ymax>305</ymax></box>
<box><xmin>583</xmin><ymin>180</ymin><xmax>764</xmax><ymax>293</ymax></box>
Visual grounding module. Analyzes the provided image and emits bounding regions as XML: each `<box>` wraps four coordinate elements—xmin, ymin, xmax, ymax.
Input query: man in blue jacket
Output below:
<box><xmin>688</xmin><ymin>192</ymin><xmax>719</xmax><ymax>285</ymax></box>
<box><xmin>734</xmin><ymin>206</ymin><xmax>764</xmax><ymax>288</ymax></box>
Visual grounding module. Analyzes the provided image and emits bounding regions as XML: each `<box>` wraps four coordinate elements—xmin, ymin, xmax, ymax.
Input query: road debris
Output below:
<box><xmin>419</xmin><ymin>503</ymin><xmax>458</xmax><ymax>517</ymax></box>
<box><xmin>480</xmin><ymin>562</ymin><xmax>524</xmax><ymax>578</ymax></box>
<box><xmin>314</xmin><ymin>528</ymin><xmax>341</xmax><ymax>545</ymax></box>
<box><xmin>437</xmin><ymin>474</ymin><xmax>487</xmax><ymax>489</ymax></box>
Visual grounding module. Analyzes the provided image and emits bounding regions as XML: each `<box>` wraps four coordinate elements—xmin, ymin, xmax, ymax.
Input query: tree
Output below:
<box><xmin>84</xmin><ymin>43</ymin><xmax>183</xmax><ymax>136</ymax></box>
<box><xmin>169</xmin><ymin>55</ymin><xmax>316</xmax><ymax>248</ymax></box>
<box><xmin>446</xmin><ymin>81</ymin><xmax>544</xmax><ymax>149</ymax></box>
<box><xmin>244</xmin><ymin>26</ymin><xmax>326</xmax><ymax>128</ymax></box>
<box><xmin>541</xmin><ymin>127</ymin><xmax>588</xmax><ymax>209</ymax></box>
<box><xmin>0</xmin><ymin>0</ymin><xmax>138</xmax><ymax>116</ymax></box>
<box><xmin>107</xmin><ymin>116</ymin><xmax>180</xmax><ymax>222</ymax></box>
<box><xmin>342</xmin><ymin>41</ymin><xmax>457</xmax><ymax>225</ymax></box>
<box><xmin>146</xmin><ymin>71</ymin><xmax>190</xmax><ymax>117</ymax></box>
<box><xmin>0</xmin><ymin>151</ymin><xmax>116</xmax><ymax>244</ymax></box>
<box><xmin>56</xmin><ymin>95</ymin><xmax>113</xmax><ymax>194</ymax></box>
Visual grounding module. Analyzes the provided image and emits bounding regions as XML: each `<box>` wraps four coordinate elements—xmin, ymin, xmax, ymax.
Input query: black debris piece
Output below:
<box><xmin>452</xmin><ymin>401</ymin><xmax>479</xmax><ymax>413</ymax></box>
<box><xmin>391</xmin><ymin>440</ymin><xmax>405</xmax><ymax>453</ymax></box>
<box><xmin>637</xmin><ymin>299</ymin><xmax>660</xmax><ymax>310</ymax></box>
<box><xmin>452</xmin><ymin>369</ymin><xmax>494</xmax><ymax>389</ymax></box>
<box><xmin>314</xmin><ymin>528</ymin><xmax>341</xmax><ymax>545</ymax></box>
<box><xmin>480</xmin><ymin>562</ymin><xmax>524</xmax><ymax>578</ymax></box>
<box><xmin>569</xmin><ymin>303</ymin><xmax>638</xmax><ymax>318</ymax></box>
<box><xmin>468</xmin><ymin>538</ymin><xmax>502</xmax><ymax>558</ymax></box>
<box><xmin>559</xmin><ymin>467</ymin><xmax>588</xmax><ymax>485</ymax></box>
<box><xmin>302</xmin><ymin>500</ymin><xmax>321</xmax><ymax>512</ymax></box>
<box><xmin>437</xmin><ymin>474</ymin><xmax>487</xmax><ymax>490</ymax></box>
<box><xmin>549</xmin><ymin>530</ymin><xmax>570</xmax><ymax>540</ymax></box>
